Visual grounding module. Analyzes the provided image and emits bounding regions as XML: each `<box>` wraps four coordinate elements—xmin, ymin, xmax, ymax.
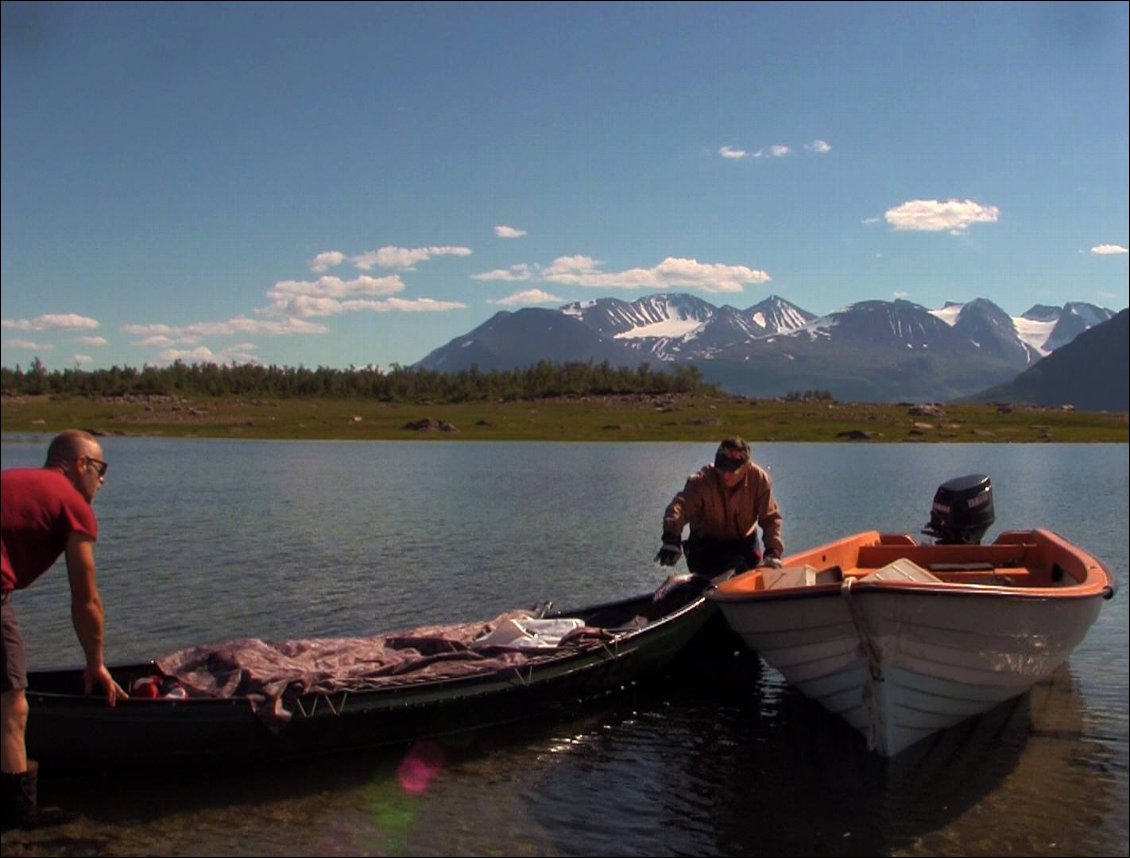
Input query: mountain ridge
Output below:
<box><xmin>415</xmin><ymin>294</ymin><xmax>1124</xmax><ymax>408</ymax></box>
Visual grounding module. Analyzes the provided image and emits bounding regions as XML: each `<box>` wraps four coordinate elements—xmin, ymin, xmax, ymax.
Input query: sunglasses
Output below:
<box><xmin>85</xmin><ymin>457</ymin><xmax>109</xmax><ymax>477</ymax></box>
<box><xmin>714</xmin><ymin>454</ymin><xmax>746</xmax><ymax>473</ymax></box>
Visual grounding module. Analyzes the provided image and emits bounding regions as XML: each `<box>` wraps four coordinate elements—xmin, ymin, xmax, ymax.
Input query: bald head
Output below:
<box><xmin>44</xmin><ymin>430</ymin><xmax>107</xmax><ymax>503</ymax></box>
<box><xmin>45</xmin><ymin>430</ymin><xmax>101</xmax><ymax>469</ymax></box>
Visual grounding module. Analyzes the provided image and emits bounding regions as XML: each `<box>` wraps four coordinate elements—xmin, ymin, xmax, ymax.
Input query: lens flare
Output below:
<box><xmin>396</xmin><ymin>739</ymin><xmax>445</xmax><ymax>794</ymax></box>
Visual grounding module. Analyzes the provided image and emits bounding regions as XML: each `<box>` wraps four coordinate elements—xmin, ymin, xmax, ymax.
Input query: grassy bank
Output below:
<box><xmin>2</xmin><ymin>393</ymin><xmax>1127</xmax><ymax>443</ymax></box>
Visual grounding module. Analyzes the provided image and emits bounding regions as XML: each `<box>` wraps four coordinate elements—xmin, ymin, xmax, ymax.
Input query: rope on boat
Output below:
<box><xmin>841</xmin><ymin>577</ymin><xmax>884</xmax><ymax>753</ymax></box>
<box><xmin>840</xmin><ymin>578</ymin><xmax>883</xmax><ymax>681</ymax></box>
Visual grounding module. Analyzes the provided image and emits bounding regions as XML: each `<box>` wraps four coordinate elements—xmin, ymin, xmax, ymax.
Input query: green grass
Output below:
<box><xmin>2</xmin><ymin>393</ymin><xmax>1126</xmax><ymax>443</ymax></box>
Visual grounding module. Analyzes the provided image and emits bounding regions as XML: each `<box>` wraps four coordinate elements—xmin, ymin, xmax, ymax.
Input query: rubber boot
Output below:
<box><xmin>0</xmin><ymin>760</ymin><xmax>74</xmax><ymax>830</ymax></box>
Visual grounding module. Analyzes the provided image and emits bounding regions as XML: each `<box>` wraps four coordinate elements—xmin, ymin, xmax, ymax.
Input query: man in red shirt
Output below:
<box><xmin>1</xmin><ymin>430</ymin><xmax>126</xmax><ymax>830</ymax></box>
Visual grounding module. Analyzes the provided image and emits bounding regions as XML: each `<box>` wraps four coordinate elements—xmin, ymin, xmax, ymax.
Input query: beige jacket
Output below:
<box><xmin>662</xmin><ymin>462</ymin><xmax>784</xmax><ymax>557</ymax></box>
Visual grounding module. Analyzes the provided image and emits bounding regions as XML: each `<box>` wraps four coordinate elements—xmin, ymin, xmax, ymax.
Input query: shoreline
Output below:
<box><xmin>2</xmin><ymin>393</ymin><xmax>1127</xmax><ymax>444</ymax></box>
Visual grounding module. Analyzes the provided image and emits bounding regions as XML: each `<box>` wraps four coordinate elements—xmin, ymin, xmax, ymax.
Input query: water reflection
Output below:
<box><xmin>1</xmin><ymin>437</ymin><xmax>1125</xmax><ymax>856</ymax></box>
<box><xmin>513</xmin><ymin>662</ymin><xmax>1111</xmax><ymax>858</ymax></box>
<box><xmin>0</xmin><ymin>647</ymin><xmax>1119</xmax><ymax>857</ymax></box>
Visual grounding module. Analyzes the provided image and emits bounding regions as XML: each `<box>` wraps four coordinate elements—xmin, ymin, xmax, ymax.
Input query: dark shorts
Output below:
<box><xmin>1</xmin><ymin>590</ymin><xmax>29</xmax><ymax>693</ymax></box>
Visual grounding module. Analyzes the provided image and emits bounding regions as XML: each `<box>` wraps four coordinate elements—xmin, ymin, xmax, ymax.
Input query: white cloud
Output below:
<box><xmin>157</xmin><ymin>344</ymin><xmax>261</xmax><ymax>365</ymax></box>
<box><xmin>720</xmin><ymin>143</ymin><xmax>803</xmax><ymax>160</ymax></box>
<box><xmin>884</xmin><ymin>199</ymin><xmax>1000</xmax><ymax>233</ymax></box>
<box><xmin>75</xmin><ymin>336</ymin><xmax>108</xmax><ymax>346</ymax></box>
<box><xmin>198</xmin><ymin>317</ymin><xmax>328</xmax><ymax>336</ymax></box>
<box><xmin>344</xmin><ymin>297</ymin><xmax>467</xmax><ymax>313</ymax></box>
<box><xmin>474</xmin><ymin>255</ymin><xmax>770</xmax><ymax>294</ymax></box>
<box><xmin>805</xmin><ymin>139</ymin><xmax>832</xmax><ymax>153</ymax></box>
<box><xmin>262</xmin><ymin>297</ymin><xmax>349</xmax><ymax>319</ymax></box>
<box><xmin>4</xmin><ymin>339</ymin><xmax>54</xmax><ymax>350</ymax></box>
<box><xmin>542</xmin><ymin>255</ymin><xmax>604</xmax><ymax>279</ymax></box>
<box><xmin>262</xmin><ymin>274</ymin><xmax>407</xmax><ymax>317</ymax></box>
<box><xmin>222</xmin><ymin>345</ymin><xmax>262</xmax><ymax>364</ymax></box>
<box><xmin>122</xmin><ymin>323</ymin><xmax>175</xmax><ymax>336</ymax></box>
<box><xmin>494</xmin><ymin>225</ymin><xmax>527</xmax><ymax>238</ymax></box>
<box><xmin>159</xmin><ymin>346</ymin><xmax>218</xmax><ymax>362</ymax></box>
<box><xmin>72</xmin><ymin>354</ymin><xmax>94</xmax><ymax>366</ymax></box>
<box><xmin>471</xmin><ymin>264</ymin><xmax>535</xmax><ymax>282</ymax></box>
<box><xmin>350</xmin><ymin>245</ymin><xmax>472</xmax><ymax>271</ymax></box>
<box><xmin>310</xmin><ymin>251</ymin><xmax>346</xmax><ymax>272</ymax></box>
<box><xmin>490</xmin><ymin>289</ymin><xmax>563</xmax><ymax>306</ymax></box>
<box><xmin>135</xmin><ymin>335</ymin><xmax>177</xmax><ymax>347</ymax></box>
<box><xmin>267</xmin><ymin>274</ymin><xmax>406</xmax><ymax>301</ymax></box>
<box><xmin>125</xmin><ymin>316</ymin><xmax>327</xmax><ymax>343</ymax></box>
<box><xmin>1091</xmin><ymin>244</ymin><xmax>1128</xmax><ymax>255</ymax></box>
<box><xmin>259</xmin><ymin>297</ymin><xmax>466</xmax><ymax>316</ymax></box>
<box><xmin>121</xmin><ymin>261</ymin><xmax>463</xmax><ymax>360</ymax></box>
<box><xmin>1</xmin><ymin>313</ymin><xmax>99</xmax><ymax>331</ymax></box>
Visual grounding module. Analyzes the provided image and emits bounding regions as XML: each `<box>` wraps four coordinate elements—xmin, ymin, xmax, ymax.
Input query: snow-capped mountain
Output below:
<box><xmin>1037</xmin><ymin>302</ymin><xmax>1117</xmax><ymax>352</ymax></box>
<box><xmin>560</xmin><ymin>294</ymin><xmax>816</xmax><ymax>361</ymax></box>
<box><xmin>930</xmin><ymin>298</ymin><xmax>1042</xmax><ymax>365</ymax></box>
<box><xmin>414</xmin><ymin>295</ymin><xmax>1119</xmax><ymax>403</ymax></box>
<box><xmin>968</xmin><ymin>309</ymin><xmax>1129</xmax><ymax>411</ymax></box>
<box><xmin>561</xmin><ymin>293</ymin><xmax>717</xmax><ymax>339</ymax></box>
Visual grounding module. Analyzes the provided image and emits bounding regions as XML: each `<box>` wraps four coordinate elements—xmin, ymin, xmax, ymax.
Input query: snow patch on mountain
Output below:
<box><xmin>932</xmin><ymin>302</ymin><xmax>1055</xmax><ymax>355</ymax></box>
<box><xmin>1012</xmin><ymin>317</ymin><xmax>1056</xmax><ymax>354</ymax></box>
<box><xmin>614</xmin><ymin>317</ymin><xmax>704</xmax><ymax>339</ymax></box>
<box><xmin>930</xmin><ymin>303</ymin><xmax>963</xmax><ymax>326</ymax></box>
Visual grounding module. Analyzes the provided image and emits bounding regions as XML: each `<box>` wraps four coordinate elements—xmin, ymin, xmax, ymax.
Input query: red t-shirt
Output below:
<box><xmin>1</xmin><ymin>467</ymin><xmax>98</xmax><ymax>591</ymax></box>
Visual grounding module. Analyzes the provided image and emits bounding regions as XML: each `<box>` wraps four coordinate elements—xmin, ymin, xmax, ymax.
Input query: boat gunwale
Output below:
<box><xmin>25</xmin><ymin>591</ymin><xmax>713</xmax><ymax>708</ymax></box>
<box><xmin>708</xmin><ymin>579</ymin><xmax>1111</xmax><ymax>604</ymax></box>
<box><xmin>709</xmin><ymin>527</ymin><xmax>1115</xmax><ymax>604</ymax></box>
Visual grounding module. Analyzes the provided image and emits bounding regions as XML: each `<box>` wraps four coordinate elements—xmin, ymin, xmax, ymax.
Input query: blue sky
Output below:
<box><xmin>2</xmin><ymin>1</ymin><xmax>1127</xmax><ymax>373</ymax></box>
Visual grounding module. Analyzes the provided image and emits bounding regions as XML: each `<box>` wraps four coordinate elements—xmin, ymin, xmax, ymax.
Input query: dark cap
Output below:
<box><xmin>714</xmin><ymin>437</ymin><xmax>750</xmax><ymax>472</ymax></box>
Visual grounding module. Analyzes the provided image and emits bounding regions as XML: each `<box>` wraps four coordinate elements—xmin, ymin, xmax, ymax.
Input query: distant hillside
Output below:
<box><xmin>416</xmin><ymin>308</ymin><xmax>650</xmax><ymax>373</ymax></box>
<box><xmin>966</xmin><ymin>309</ymin><xmax>1129</xmax><ymax>411</ymax></box>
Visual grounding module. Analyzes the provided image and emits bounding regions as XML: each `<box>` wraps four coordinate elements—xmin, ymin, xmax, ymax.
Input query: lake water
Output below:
<box><xmin>1</xmin><ymin>436</ymin><xmax>1126</xmax><ymax>857</ymax></box>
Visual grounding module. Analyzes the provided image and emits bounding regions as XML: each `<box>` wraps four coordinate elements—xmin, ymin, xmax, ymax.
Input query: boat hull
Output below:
<box><xmin>25</xmin><ymin>584</ymin><xmax>729</xmax><ymax>772</ymax></box>
<box><xmin>710</xmin><ymin>528</ymin><xmax>1114</xmax><ymax>756</ymax></box>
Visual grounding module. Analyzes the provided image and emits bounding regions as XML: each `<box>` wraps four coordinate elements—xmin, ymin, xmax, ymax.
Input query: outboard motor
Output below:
<box><xmin>922</xmin><ymin>474</ymin><xmax>995</xmax><ymax>544</ymax></box>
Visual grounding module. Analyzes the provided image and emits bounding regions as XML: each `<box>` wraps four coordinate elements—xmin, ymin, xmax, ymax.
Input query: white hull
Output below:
<box><xmin>709</xmin><ymin>529</ymin><xmax>1114</xmax><ymax>757</ymax></box>
<box><xmin>720</xmin><ymin>589</ymin><xmax>1102</xmax><ymax>756</ymax></box>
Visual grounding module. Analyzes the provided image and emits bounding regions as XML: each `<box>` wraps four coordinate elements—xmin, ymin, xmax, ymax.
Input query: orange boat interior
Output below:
<box><xmin>716</xmin><ymin>529</ymin><xmax>1113</xmax><ymax>598</ymax></box>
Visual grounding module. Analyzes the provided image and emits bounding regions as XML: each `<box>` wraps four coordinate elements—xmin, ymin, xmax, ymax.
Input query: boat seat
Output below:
<box><xmin>927</xmin><ymin>566</ymin><xmax>1037</xmax><ymax>586</ymax></box>
<box><xmin>857</xmin><ymin>558</ymin><xmax>941</xmax><ymax>584</ymax></box>
<box><xmin>753</xmin><ymin>564</ymin><xmax>842</xmax><ymax>591</ymax></box>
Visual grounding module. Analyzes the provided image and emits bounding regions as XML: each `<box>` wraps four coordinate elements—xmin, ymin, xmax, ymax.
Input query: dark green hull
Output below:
<box><xmin>25</xmin><ymin>582</ymin><xmax>731</xmax><ymax>772</ymax></box>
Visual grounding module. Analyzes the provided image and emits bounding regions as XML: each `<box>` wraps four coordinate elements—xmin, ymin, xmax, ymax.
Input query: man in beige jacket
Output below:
<box><xmin>657</xmin><ymin>437</ymin><xmax>784</xmax><ymax>577</ymax></box>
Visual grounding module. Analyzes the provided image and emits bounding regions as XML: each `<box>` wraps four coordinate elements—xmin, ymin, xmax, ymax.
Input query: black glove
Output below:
<box><xmin>761</xmin><ymin>552</ymin><xmax>782</xmax><ymax>569</ymax></box>
<box><xmin>655</xmin><ymin>540</ymin><xmax>683</xmax><ymax>567</ymax></box>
